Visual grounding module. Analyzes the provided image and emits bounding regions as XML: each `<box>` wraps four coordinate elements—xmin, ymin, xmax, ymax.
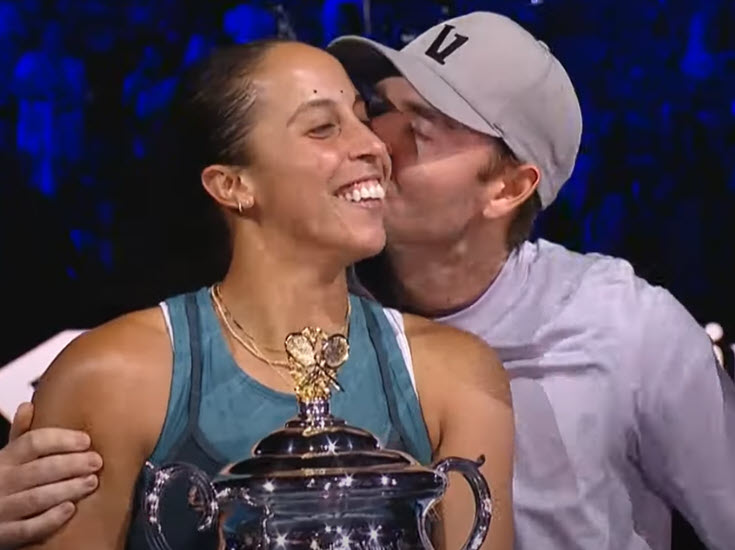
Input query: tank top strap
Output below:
<box><xmin>146</xmin><ymin>293</ymin><xmax>191</xmax><ymax>464</ymax></box>
<box><xmin>169</xmin><ymin>291</ymin><xmax>229</xmax><ymax>467</ymax></box>
<box><xmin>126</xmin><ymin>290</ymin><xmax>225</xmax><ymax>550</ymax></box>
<box><xmin>359</xmin><ymin>298</ymin><xmax>434</xmax><ymax>465</ymax></box>
<box><xmin>148</xmin><ymin>289</ymin><xmax>227</xmax><ymax>467</ymax></box>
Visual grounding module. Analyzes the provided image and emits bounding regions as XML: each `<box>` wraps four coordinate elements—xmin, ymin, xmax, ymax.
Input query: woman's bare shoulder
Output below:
<box><xmin>41</xmin><ymin>307</ymin><xmax>170</xmax><ymax>386</ymax></box>
<box><xmin>31</xmin><ymin>307</ymin><xmax>173</xmax><ymax>450</ymax></box>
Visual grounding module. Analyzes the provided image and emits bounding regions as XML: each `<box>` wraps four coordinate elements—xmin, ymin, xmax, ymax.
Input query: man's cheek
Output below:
<box><xmin>371</xmin><ymin>112</ymin><xmax>418</xmax><ymax>168</ymax></box>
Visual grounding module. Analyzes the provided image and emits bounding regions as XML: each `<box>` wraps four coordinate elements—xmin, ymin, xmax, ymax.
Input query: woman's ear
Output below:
<box><xmin>201</xmin><ymin>165</ymin><xmax>255</xmax><ymax>214</ymax></box>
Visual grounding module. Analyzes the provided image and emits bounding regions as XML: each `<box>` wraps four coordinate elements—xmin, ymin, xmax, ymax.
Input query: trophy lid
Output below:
<box><xmin>216</xmin><ymin>399</ymin><xmax>442</xmax><ymax>501</ymax></box>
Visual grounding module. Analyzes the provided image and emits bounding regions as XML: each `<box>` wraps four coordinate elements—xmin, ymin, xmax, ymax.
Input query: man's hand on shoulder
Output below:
<box><xmin>0</xmin><ymin>402</ymin><xmax>101</xmax><ymax>549</ymax></box>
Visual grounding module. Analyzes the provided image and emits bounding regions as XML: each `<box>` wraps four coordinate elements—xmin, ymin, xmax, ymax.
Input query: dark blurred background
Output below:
<box><xmin>0</xmin><ymin>1</ymin><xmax>733</xmax><ymax>546</ymax></box>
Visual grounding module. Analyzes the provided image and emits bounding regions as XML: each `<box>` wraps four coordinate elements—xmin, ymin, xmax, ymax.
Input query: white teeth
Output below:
<box><xmin>336</xmin><ymin>181</ymin><xmax>385</xmax><ymax>203</ymax></box>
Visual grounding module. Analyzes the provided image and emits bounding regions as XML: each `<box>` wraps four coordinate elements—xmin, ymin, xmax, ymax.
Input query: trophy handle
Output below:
<box><xmin>420</xmin><ymin>456</ymin><xmax>492</xmax><ymax>550</ymax></box>
<box><xmin>143</xmin><ymin>461</ymin><xmax>219</xmax><ymax>550</ymax></box>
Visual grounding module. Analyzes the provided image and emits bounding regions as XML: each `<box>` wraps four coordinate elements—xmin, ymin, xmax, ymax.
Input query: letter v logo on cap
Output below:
<box><xmin>424</xmin><ymin>24</ymin><xmax>469</xmax><ymax>65</ymax></box>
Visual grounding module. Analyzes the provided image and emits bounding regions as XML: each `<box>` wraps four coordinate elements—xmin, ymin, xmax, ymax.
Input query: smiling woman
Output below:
<box><xmin>23</xmin><ymin>40</ymin><xmax>513</xmax><ymax>550</ymax></box>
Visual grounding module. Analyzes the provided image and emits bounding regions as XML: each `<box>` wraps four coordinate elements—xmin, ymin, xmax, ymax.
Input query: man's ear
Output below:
<box><xmin>201</xmin><ymin>165</ymin><xmax>256</xmax><ymax>213</ymax></box>
<box><xmin>482</xmin><ymin>164</ymin><xmax>540</xmax><ymax>220</ymax></box>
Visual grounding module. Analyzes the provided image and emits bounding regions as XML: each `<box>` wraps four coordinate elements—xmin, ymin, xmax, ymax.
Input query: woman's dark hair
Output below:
<box><xmin>147</xmin><ymin>39</ymin><xmax>293</xmax><ymax>292</ymax></box>
<box><xmin>184</xmin><ymin>38</ymin><xmax>292</xmax><ymax>168</ymax></box>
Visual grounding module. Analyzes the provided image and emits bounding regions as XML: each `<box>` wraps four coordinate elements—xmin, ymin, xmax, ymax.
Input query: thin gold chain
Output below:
<box><xmin>212</xmin><ymin>283</ymin><xmax>351</xmax><ymax>343</ymax></box>
<box><xmin>213</xmin><ymin>284</ymin><xmax>350</xmax><ymax>342</ymax></box>
<box><xmin>212</xmin><ymin>284</ymin><xmax>284</xmax><ymax>354</ymax></box>
<box><xmin>209</xmin><ymin>284</ymin><xmax>351</xmax><ymax>386</ymax></box>
<box><xmin>210</xmin><ymin>285</ymin><xmax>295</xmax><ymax>390</ymax></box>
<box><xmin>210</xmin><ymin>284</ymin><xmax>290</xmax><ymax>368</ymax></box>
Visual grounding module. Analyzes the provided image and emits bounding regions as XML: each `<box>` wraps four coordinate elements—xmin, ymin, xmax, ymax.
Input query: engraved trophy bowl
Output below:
<box><xmin>143</xmin><ymin>327</ymin><xmax>492</xmax><ymax>550</ymax></box>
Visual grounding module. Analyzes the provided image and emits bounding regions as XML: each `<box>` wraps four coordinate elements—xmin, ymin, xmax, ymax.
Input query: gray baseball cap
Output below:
<box><xmin>328</xmin><ymin>11</ymin><xmax>582</xmax><ymax>209</ymax></box>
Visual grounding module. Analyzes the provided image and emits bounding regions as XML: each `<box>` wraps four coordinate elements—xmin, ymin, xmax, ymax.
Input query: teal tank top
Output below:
<box><xmin>126</xmin><ymin>287</ymin><xmax>432</xmax><ymax>549</ymax></box>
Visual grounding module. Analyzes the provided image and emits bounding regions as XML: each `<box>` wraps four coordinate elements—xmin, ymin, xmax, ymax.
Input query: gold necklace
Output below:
<box><xmin>210</xmin><ymin>285</ymin><xmax>296</xmax><ymax>391</ymax></box>
<box><xmin>210</xmin><ymin>284</ymin><xmax>351</xmax><ymax>379</ymax></box>
<box><xmin>213</xmin><ymin>283</ymin><xmax>351</xmax><ymax>341</ymax></box>
<box><xmin>210</xmin><ymin>285</ymin><xmax>291</xmax><ymax>367</ymax></box>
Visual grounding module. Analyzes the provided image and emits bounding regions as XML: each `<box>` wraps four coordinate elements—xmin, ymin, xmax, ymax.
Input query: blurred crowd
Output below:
<box><xmin>0</xmin><ymin>0</ymin><xmax>733</xmax><ymax>364</ymax></box>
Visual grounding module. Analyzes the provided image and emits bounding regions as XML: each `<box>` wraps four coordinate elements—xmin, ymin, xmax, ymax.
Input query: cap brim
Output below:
<box><xmin>328</xmin><ymin>36</ymin><xmax>501</xmax><ymax>139</ymax></box>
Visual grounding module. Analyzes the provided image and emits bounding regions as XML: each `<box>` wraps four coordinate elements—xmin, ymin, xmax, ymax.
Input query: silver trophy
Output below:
<box><xmin>144</xmin><ymin>327</ymin><xmax>491</xmax><ymax>550</ymax></box>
